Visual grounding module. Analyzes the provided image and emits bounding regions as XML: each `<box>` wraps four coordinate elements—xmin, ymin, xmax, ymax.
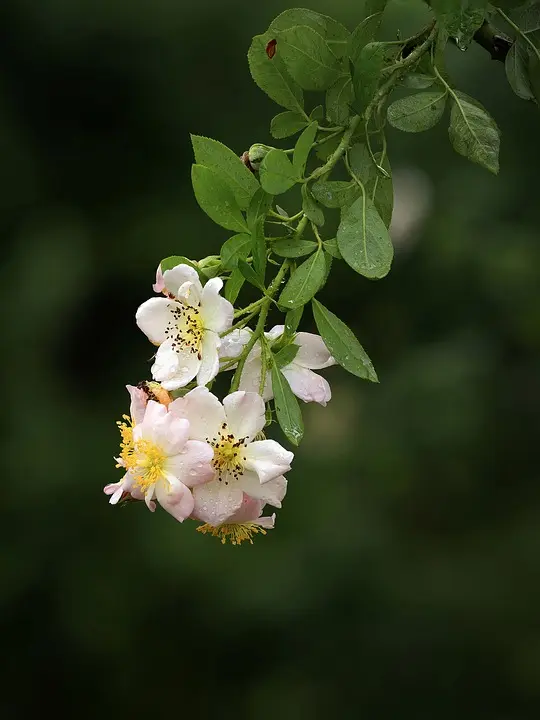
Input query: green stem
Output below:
<box><xmin>233</xmin><ymin>297</ymin><xmax>265</xmax><ymax>319</ymax></box>
<box><xmin>497</xmin><ymin>7</ymin><xmax>540</xmax><ymax>63</ymax></box>
<box><xmin>229</xmin><ymin>262</ymin><xmax>289</xmax><ymax>393</ymax></box>
<box><xmin>221</xmin><ymin>309</ymin><xmax>259</xmax><ymax>337</ymax></box>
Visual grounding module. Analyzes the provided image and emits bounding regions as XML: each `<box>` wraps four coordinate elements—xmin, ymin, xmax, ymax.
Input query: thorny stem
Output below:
<box><xmin>233</xmin><ymin>297</ymin><xmax>265</xmax><ymax>319</ymax></box>
<box><xmin>221</xmin><ymin>309</ymin><xmax>259</xmax><ymax>337</ymax></box>
<box><xmin>229</xmin><ymin>261</ymin><xmax>289</xmax><ymax>392</ymax></box>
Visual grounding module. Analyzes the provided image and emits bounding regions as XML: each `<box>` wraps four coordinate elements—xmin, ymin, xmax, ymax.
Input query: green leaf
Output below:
<box><xmin>312</xmin><ymin>299</ymin><xmax>378</xmax><ymax>382</ymax></box>
<box><xmin>259</xmin><ymin>149</ymin><xmax>298</xmax><ymax>194</ymax></box>
<box><xmin>224</xmin><ymin>269</ymin><xmax>245</xmax><ymax>304</ymax></box>
<box><xmin>274</xmin><ymin>343</ymin><xmax>300</xmax><ymax>369</ymax></box>
<box><xmin>293</xmin><ymin>121</ymin><xmax>318</xmax><ymax>177</ymax></box>
<box><xmin>301</xmin><ymin>184</ymin><xmax>325</xmax><ymax>226</ymax></box>
<box><xmin>247</xmin><ymin>187</ymin><xmax>273</xmax><ymax>228</ymax></box>
<box><xmin>251</xmin><ymin>216</ymin><xmax>267</xmax><ymax>282</ymax></box>
<box><xmin>160</xmin><ymin>255</ymin><xmax>200</xmax><ymax>275</ymax></box>
<box><xmin>276</xmin><ymin>25</ymin><xmax>342</xmax><ymax>91</ymax></box>
<box><xmin>272</xmin><ymin>237</ymin><xmax>318</xmax><ymax>258</ymax></box>
<box><xmin>326</xmin><ymin>75</ymin><xmax>354</xmax><ymax>125</ymax></box>
<box><xmin>387</xmin><ymin>90</ymin><xmax>448</xmax><ymax>132</ymax></box>
<box><xmin>349</xmin><ymin>12</ymin><xmax>384</xmax><ymax>66</ymax></box>
<box><xmin>505</xmin><ymin>41</ymin><xmax>535</xmax><ymax>100</ymax></box>
<box><xmin>191</xmin><ymin>135</ymin><xmax>259</xmax><ymax>210</ymax></box>
<box><xmin>529</xmin><ymin>53</ymin><xmax>540</xmax><ymax>103</ymax></box>
<box><xmin>270</xmin><ymin>111</ymin><xmax>308</xmax><ymax>139</ymax></box>
<box><xmin>448</xmin><ymin>91</ymin><xmax>500</xmax><ymax>174</ymax></box>
<box><xmin>337</xmin><ymin>194</ymin><xmax>393</xmax><ymax>279</ymax></box>
<box><xmin>349</xmin><ymin>145</ymin><xmax>393</xmax><ymax>226</ymax></box>
<box><xmin>401</xmin><ymin>73</ymin><xmax>436</xmax><ymax>90</ymax></box>
<box><xmin>221</xmin><ymin>233</ymin><xmax>252</xmax><ymax>270</ymax></box>
<box><xmin>321</xmin><ymin>250</ymin><xmax>333</xmax><ymax>289</ymax></box>
<box><xmin>270</xmin><ymin>8</ymin><xmax>350</xmax><ymax>58</ymax></box>
<box><xmin>310</xmin><ymin>105</ymin><xmax>324</xmax><ymax>121</ymax></box>
<box><xmin>279</xmin><ymin>248</ymin><xmax>326</xmax><ymax>308</ymax></box>
<box><xmin>285</xmin><ymin>305</ymin><xmax>303</xmax><ymax>336</ymax></box>
<box><xmin>351</xmin><ymin>42</ymin><xmax>386</xmax><ymax>114</ymax></box>
<box><xmin>248</xmin><ymin>33</ymin><xmax>304</xmax><ymax>113</ymax></box>
<box><xmin>431</xmin><ymin>0</ymin><xmax>487</xmax><ymax>49</ymax></box>
<box><xmin>348</xmin><ymin>142</ymin><xmax>376</xmax><ymax>182</ymax></box>
<box><xmin>238</xmin><ymin>259</ymin><xmax>265</xmax><ymax>291</ymax></box>
<box><xmin>191</xmin><ymin>164</ymin><xmax>248</xmax><ymax>233</ymax></box>
<box><xmin>323</xmin><ymin>238</ymin><xmax>342</xmax><ymax>259</ymax></box>
<box><xmin>312</xmin><ymin>180</ymin><xmax>360</xmax><ymax>208</ymax></box>
<box><xmin>271</xmin><ymin>363</ymin><xmax>304</xmax><ymax>445</ymax></box>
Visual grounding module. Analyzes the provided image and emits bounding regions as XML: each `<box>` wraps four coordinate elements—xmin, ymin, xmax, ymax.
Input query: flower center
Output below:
<box><xmin>116</xmin><ymin>416</ymin><xmax>166</xmax><ymax>493</ymax></box>
<box><xmin>208</xmin><ymin>422</ymin><xmax>248</xmax><ymax>485</ymax></box>
<box><xmin>163</xmin><ymin>303</ymin><xmax>204</xmax><ymax>359</ymax></box>
<box><xmin>196</xmin><ymin>521</ymin><xmax>268</xmax><ymax>545</ymax></box>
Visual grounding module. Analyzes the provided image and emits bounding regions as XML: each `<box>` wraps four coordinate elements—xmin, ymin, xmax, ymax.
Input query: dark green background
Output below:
<box><xmin>2</xmin><ymin>0</ymin><xmax>540</xmax><ymax>717</ymax></box>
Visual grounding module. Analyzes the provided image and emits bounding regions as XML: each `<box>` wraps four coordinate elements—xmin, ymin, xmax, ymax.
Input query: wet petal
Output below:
<box><xmin>169</xmin><ymin>387</ymin><xmax>225</xmax><ymax>442</ymax></box>
<box><xmin>282</xmin><ymin>364</ymin><xmax>331</xmax><ymax>405</ymax></box>
<box><xmin>223</xmin><ymin>391</ymin><xmax>265</xmax><ymax>442</ymax></box>
<box><xmin>244</xmin><ymin>440</ymin><xmax>293</xmax><ymax>483</ymax></box>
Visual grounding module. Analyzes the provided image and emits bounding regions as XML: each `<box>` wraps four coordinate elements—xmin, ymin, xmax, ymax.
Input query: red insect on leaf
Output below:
<box><xmin>266</xmin><ymin>39</ymin><xmax>277</xmax><ymax>59</ymax></box>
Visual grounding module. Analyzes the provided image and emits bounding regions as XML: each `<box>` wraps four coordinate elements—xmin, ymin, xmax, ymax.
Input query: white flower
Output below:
<box><xmin>169</xmin><ymin>388</ymin><xmax>292</xmax><ymax>526</ymax></box>
<box><xmin>104</xmin><ymin>396</ymin><xmax>214</xmax><ymax>522</ymax></box>
<box><xmin>220</xmin><ymin>325</ymin><xmax>336</xmax><ymax>406</ymax></box>
<box><xmin>136</xmin><ymin>263</ymin><xmax>234</xmax><ymax>390</ymax></box>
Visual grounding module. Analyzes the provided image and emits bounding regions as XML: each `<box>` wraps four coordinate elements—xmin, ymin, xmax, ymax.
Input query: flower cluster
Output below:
<box><xmin>106</xmin><ymin>263</ymin><xmax>336</xmax><ymax>544</ymax></box>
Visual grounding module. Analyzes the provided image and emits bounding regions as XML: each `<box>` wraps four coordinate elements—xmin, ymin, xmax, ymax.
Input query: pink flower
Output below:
<box><xmin>195</xmin><ymin>493</ymin><xmax>276</xmax><ymax>545</ymax></box>
<box><xmin>104</xmin><ymin>393</ymin><xmax>214</xmax><ymax>522</ymax></box>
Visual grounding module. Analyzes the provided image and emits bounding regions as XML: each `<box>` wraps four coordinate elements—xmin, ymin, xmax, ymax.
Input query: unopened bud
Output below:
<box><xmin>248</xmin><ymin>143</ymin><xmax>273</xmax><ymax>171</ymax></box>
<box><xmin>197</xmin><ymin>255</ymin><xmax>223</xmax><ymax>278</ymax></box>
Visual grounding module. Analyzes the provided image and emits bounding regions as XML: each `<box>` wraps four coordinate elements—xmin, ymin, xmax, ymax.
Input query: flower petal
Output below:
<box><xmin>169</xmin><ymin>387</ymin><xmax>225</xmax><ymax>442</ymax></box>
<box><xmin>162</xmin><ymin>264</ymin><xmax>201</xmax><ymax>298</ymax></box>
<box><xmin>176</xmin><ymin>280</ymin><xmax>202</xmax><ymax>308</ymax></box>
<box><xmin>165</xmin><ymin>440</ymin><xmax>214</xmax><ymax>487</ymax></box>
<box><xmin>294</xmin><ymin>332</ymin><xmax>335</xmax><ymax>369</ymax></box>
<box><xmin>223</xmin><ymin>391</ymin><xmax>265</xmax><ymax>441</ymax></box>
<box><xmin>155</xmin><ymin>475</ymin><xmax>194</xmax><ymax>522</ymax></box>
<box><xmin>219</xmin><ymin>328</ymin><xmax>251</xmax><ymax>368</ymax></box>
<box><xmin>136</xmin><ymin>297</ymin><xmax>181</xmax><ymax>345</ymax></box>
<box><xmin>192</xmin><ymin>480</ymin><xmax>243</xmax><ymax>525</ymax></box>
<box><xmin>240</xmin><ymin>472</ymin><xmax>287</xmax><ymax>508</ymax></box>
<box><xmin>244</xmin><ymin>440</ymin><xmax>293</xmax><ymax>483</ymax></box>
<box><xmin>282</xmin><ymin>364</ymin><xmax>332</xmax><ymax>406</ymax></box>
<box><xmin>196</xmin><ymin>330</ymin><xmax>220</xmax><ymax>386</ymax></box>
<box><xmin>257</xmin><ymin>513</ymin><xmax>276</xmax><ymax>529</ymax></box>
<box><xmin>153</xmin><ymin>264</ymin><xmax>165</xmax><ymax>293</ymax></box>
<box><xmin>126</xmin><ymin>384</ymin><xmax>147</xmax><ymax>425</ymax></box>
<box><xmin>151</xmin><ymin>339</ymin><xmax>201</xmax><ymax>390</ymax></box>
<box><xmin>238</xmin><ymin>356</ymin><xmax>272</xmax><ymax>401</ymax></box>
<box><xmin>200</xmin><ymin>277</ymin><xmax>234</xmax><ymax>333</ymax></box>
<box><xmin>224</xmin><ymin>493</ymin><xmax>265</xmax><ymax>523</ymax></box>
<box><xmin>265</xmin><ymin>325</ymin><xmax>285</xmax><ymax>342</ymax></box>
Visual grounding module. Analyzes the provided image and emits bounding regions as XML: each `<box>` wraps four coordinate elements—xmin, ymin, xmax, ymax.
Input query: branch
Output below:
<box><xmin>472</xmin><ymin>20</ymin><xmax>513</xmax><ymax>62</ymax></box>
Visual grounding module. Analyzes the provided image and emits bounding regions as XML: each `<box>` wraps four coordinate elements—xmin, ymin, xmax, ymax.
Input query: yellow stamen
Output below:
<box><xmin>196</xmin><ymin>522</ymin><xmax>267</xmax><ymax>545</ymax></box>
<box><xmin>116</xmin><ymin>416</ymin><xmax>166</xmax><ymax>493</ymax></box>
<box><xmin>207</xmin><ymin>422</ymin><xmax>248</xmax><ymax>485</ymax></box>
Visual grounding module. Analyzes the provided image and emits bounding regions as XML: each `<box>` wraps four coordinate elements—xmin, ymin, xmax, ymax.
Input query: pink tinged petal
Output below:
<box><xmin>155</xmin><ymin>475</ymin><xmax>194</xmax><ymax>522</ymax></box>
<box><xmin>238</xmin><ymin>357</ymin><xmax>273</xmax><ymax>401</ymax></box>
<box><xmin>151</xmin><ymin>339</ymin><xmax>201</xmax><ymax>390</ymax></box>
<box><xmin>199</xmin><ymin>277</ymin><xmax>234</xmax><ymax>333</ymax></box>
<box><xmin>257</xmin><ymin>513</ymin><xmax>276</xmax><ymax>529</ymax></box>
<box><xmin>165</xmin><ymin>440</ymin><xmax>215</xmax><ymax>487</ymax></box>
<box><xmin>139</xmin><ymin>400</ymin><xmax>168</xmax><ymax>440</ymax></box>
<box><xmin>153</xmin><ymin>263</ymin><xmax>165</xmax><ymax>293</ymax></box>
<box><xmin>282</xmin><ymin>364</ymin><xmax>332</xmax><ymax>406</ymax></box>
<box><xmin>223</xmin><ymin>391</ymin><xmax>266</xmax><ymax>441</ymax></box>
<box><xmin>104</xmin><ymin>481</ymin><xmax>125</xmax><ymax>505</ymax></box>
<box><xmin>154</xmin><ymin>414</ymin><xmax>190</xmax><ymax>456</ymax></box>
<box><xmin>196</xmin><ymin>331</ymin><xmax>220</xmax><ymax>386</ymax></box>
<box><xmin>240</xmin><ymin>472</ymin><xmax>287</xmax><ymax>508</ymax></box>
<box><xmin>144</xmin><ymin>483</ymin><xmax>156</xmax><ymax>510</ymax></box>
<box><xmin>219</xmin><ymin>328</ymin><xmax>251</xmax><ymax>367</ymax></box>
<box><xmin>244</xmin><ymin>440</ymin><xmax>294</xmax><ymax>483</ymax></box>
<box><xmin>192</xmin><ymin>480</ymin><xmax>243</xmax><ymax>525</ymax></box>
<box><xmin>176</xmin><ymin>280</ymin><xmax>202</xmax><ymax>308</ymax></box>
<box><xmin>126</xmin><ymin>385</ymin><xmax>148</xmax><ymax>425</ymax></box>
<box><xmin>224</xmin><ymin>494</ymin><xmax>265</xmax><ymax>523</ymax></box>
<box><xmin>136</xmin><ymin>297</ymin><xmax>179</xmax><ymax>345</ymax></box>
<box><xmin>162</xmin><ymin>264</ymin><xmax>201</xmax><ymax>298</ymax></box>
<box><xmin>169</xmin><ymin>387</ymin><xmax>225</xmax><ymax>442</ymax></box>
<box><xmin>294</xmin><ymin>332</ymin><xmax>335</xmax><ymax>369</ymax></box>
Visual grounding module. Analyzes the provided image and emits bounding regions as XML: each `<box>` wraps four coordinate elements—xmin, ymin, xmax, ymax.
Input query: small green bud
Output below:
<box><xmin>197</xmin><ymin>255</ymin><xmax>223</xmax><ymax>278</ymax></box>
<box><xmin>248</xmin><ymin>143</ymin><xmax>274</xmax><ymax>171</ymax></box>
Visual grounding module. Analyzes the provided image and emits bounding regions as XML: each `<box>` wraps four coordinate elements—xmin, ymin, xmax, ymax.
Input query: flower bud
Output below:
<box><xmin>248</xmin><ymin>143</ymin><xmax>273</xmax><ymax>171</ymax></box>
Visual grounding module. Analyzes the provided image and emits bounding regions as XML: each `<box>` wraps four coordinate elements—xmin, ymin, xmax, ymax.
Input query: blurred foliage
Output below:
<box><xmin>1</xmin><ymin>0</ymin><xmax>540</xmax><ymax>718</ymax></box>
